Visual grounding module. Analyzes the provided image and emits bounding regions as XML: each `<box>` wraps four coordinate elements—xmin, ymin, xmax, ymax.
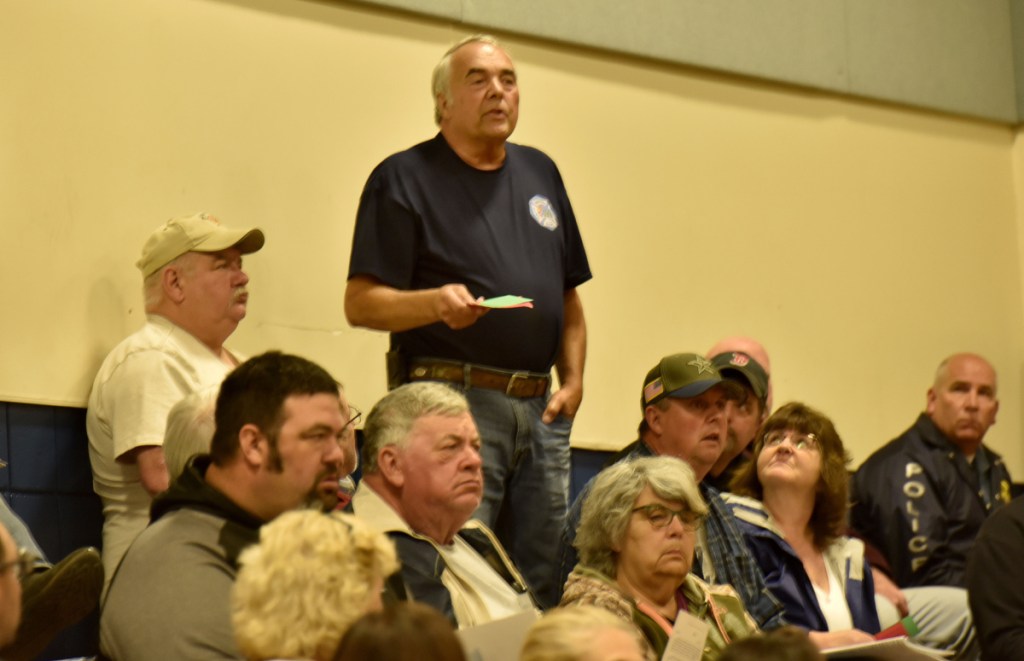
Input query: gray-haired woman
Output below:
<box><xmin>561</xmin><ymin>456</ymin><xmax>759</xmax><ymax>659</ymax></box>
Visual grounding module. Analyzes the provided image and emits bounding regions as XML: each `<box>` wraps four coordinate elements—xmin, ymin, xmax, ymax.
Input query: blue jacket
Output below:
<box><xmin>850</xmin><ymin>413</ymin><xmax>1012</xmax><ymax>588</ymax></box>
<box><xmin>724</xmin><ymin>494</ymin><xmax>880</xmax><ymax>634</ymax></box>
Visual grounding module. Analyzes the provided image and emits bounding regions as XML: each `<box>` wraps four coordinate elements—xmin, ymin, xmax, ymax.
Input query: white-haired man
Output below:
<box><xmin>345</xmin><ymin>35</ymin><xmax>591</xmax><ymax>607</ymax></box>
<box><xmin>87</xmin><ymin>212</ymin><xmax>263</xmax><ymax>586</ymax></box>
<box><xmin>353</xmin><ymin>382</ymin><xmax>537</xmax><ymax>627</ymax></box>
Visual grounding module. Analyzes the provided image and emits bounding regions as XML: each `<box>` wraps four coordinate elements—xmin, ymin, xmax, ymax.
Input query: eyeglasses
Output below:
<box><xmin>0</xmin><ymin>548</ymin><xmax>38</xmax><ymax>581</ymax></box>
<box><xmin>344</xmin><ymin>406</ymin><xmax>362</xmax><ymax>433</ymax></box>
<box><xmin>632</xmin><ymin>504</ymin><xmax>703</xmax><ymax>531</ymax></box>
<box><xmin>763</xmin><ymin>430</ymin><xmax>820</xmax><ymax>452</ymax></box>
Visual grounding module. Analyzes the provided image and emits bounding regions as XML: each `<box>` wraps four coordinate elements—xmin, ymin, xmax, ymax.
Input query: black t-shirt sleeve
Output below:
<box><xmin>347</xmin><ymin>166</ymin><xmax>419</xmax><ymax>289</ymax></box>
<box><xmin>555</xmin><ymin>171</ymin><xmax>592</xmax><ymax>290</ymax></box>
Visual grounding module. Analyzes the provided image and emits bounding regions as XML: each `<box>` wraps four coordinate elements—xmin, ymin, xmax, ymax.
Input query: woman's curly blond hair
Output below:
<box><xmin>232</xmin><ymin>510</ymin><xmax>398</xmax><ymax>661</ymax></box>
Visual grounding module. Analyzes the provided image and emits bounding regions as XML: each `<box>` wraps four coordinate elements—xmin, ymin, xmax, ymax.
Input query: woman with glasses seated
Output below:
<box><xmin>561</xmin><ymin>456</ymin><xmax>759</xmax><ymax>660</ymax></box>
<box><xmin>724</xmin><ymin>402</ymin><xmax>879</xmax><ymax>650</ymax></box>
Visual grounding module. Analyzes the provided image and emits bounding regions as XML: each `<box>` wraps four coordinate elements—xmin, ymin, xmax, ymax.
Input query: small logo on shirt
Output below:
<box><xmin>529</xmin><ymin>195</ymin><xmax>558</xmax><ymax>231</ymax></box>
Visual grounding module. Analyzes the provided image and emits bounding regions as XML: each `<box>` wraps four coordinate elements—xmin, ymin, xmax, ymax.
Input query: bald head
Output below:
<box><xmin>932</xmin><ymin>353</ymin><xmax>996</xmax><ymax>390</ymax></box>
<box><xmin>926</xmin><ymin>353</ymin><xmax>998</xmax><ymax>454</ymax></box>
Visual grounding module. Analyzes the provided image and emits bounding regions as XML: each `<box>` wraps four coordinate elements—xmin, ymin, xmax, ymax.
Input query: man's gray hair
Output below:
<box><xmin>431</xmin><ymin>34</ymin><xmax>505</xmax><ymax>126</ymax></box>
<box><xmin>575</xmin><ymin>456</ymin><xmax>707</xmax><ymax>578</ymax></box>
<box><xmin>361</xmin><ymin>381</ymin><xmax>470</xmax><ymax>473</ymax></box>
<box><xmin>163</xmin><ymin>387</ymin><xmax>217</xmax><ymax>481</ymax></box>
<box><xmin>142</xmin><ymin>252</ymin><xmax>198</xmax><ymax>310</ymax></box>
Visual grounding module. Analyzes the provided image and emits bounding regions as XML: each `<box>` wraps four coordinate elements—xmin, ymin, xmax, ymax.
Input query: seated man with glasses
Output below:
<box><xmin>0</xmin><ymin>493</ymin><xmax>103</xmax><ymax>661</ymax></box>
<box><xmin>101</xmin><ymin>352</ymin><xmax>358</xmax><ymax>661</ymax></box>
<box><xmin>725</xmin><ymin>403</ymin><xmax>881</xmax><ymax>650</ymax></box>
<box><xmin>161</xmin><ymin>389</ymin><xmax>360</xmax><ymax>511</ymax></box>
<box><xmin>557</xmin><ymin>353</ymin><xmax>787</xmax><ymax>632</ymax></box>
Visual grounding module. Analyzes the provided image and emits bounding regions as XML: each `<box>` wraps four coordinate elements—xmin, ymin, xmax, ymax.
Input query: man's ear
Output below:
<box><xmin>238</xmin><ymin>424</ymin><xmax>265</xmax><ymax>467</ymax></box>
<box><xmin>162</xmin><ymin>265</ymin><xmax>186</xmax><ymax>304</ymax></box>
<box><xmin>925</xmin><ymin>387</ymin><xmax>937</xmax><ymax>416</ymax></box>
<box><xmin>644</xmin><ymin>405</ymin><xmax>662</xmax><ymax>435</ymax></box>
<box><xmin>377</xmin><ymin>446</ymin><xmax>404</xmax><ymax>488</ymax></box>
<box><xmin>436</xmin><ymin>93</ymin><xmax>450</xmax><ymax>121</ymax></box>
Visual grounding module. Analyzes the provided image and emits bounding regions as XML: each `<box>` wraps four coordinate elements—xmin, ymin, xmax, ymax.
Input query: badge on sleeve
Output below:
<box><xmin>529</xmin><ymin>195</ymin><xmax>558</xmax><ymax>231</ymax></box>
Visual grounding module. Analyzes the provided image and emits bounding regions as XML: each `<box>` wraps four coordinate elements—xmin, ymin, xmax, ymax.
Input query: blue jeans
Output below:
<box><xmin>462</xmin><ymin>387</ymin><xmax>572</xmax><ymax>609</ymax></box>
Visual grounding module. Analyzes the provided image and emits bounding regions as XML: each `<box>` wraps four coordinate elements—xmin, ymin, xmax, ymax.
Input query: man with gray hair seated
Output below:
<box><xmin>162</xmin><ymin>388</ymin><xmax>218</xmax><ymax>482</ymax></box>
<box><xmin>352</xmin><ymin>381</ymin><xmax>538</xmax><ymax>628</ymax></box>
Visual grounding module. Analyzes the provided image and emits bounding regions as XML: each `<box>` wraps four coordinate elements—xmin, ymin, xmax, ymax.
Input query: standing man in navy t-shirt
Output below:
<box><xmin>345</xmin><ymin>34</ymin><xmax>591</xmax><ymax>608</ymax></box>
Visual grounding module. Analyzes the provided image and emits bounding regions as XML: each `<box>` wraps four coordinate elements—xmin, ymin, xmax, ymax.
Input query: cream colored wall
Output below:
<box><xmin>2</xmin><ymin>0</ymin><xmax>1021</xmax><ymax>473</ymax></box>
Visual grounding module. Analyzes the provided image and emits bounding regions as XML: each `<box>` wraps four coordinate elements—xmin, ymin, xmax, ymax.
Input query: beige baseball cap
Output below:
<box><xmin>136</xmin><ymin>212</ymin><xmax>265</xmax><ymax>277</ymax></box>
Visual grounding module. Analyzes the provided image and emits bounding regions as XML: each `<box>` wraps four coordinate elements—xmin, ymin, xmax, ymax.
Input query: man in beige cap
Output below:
<box><xmin>86</xmin><ymin>212</ymin><xmax>264</xmax><ymax>588</ymax></box>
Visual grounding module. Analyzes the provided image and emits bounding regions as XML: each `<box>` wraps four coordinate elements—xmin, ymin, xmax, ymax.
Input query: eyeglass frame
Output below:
<box><xmin>343</xmin><ymin>406</ymin><xmax>362</xmax><ymax>434</ymax></box>
<box><xmin>631</xmin><ymin>503</ymin><xmax>704</xmax><ymax>531</ymax></box>
<box><xmin>762</xmin><ymin>430</ymin><xmax>820</xmax><ymax>452</ymax></box>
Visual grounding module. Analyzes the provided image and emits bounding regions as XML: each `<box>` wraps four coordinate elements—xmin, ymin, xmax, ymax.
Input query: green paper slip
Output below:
<box><xmin>474</xmin><ymin>295</ymin><xmax>534</xmax><ymax>309</ymax></box>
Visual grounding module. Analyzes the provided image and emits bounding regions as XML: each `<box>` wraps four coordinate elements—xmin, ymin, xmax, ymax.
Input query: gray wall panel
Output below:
<box><xmin>846</xmin><ymin>0</ymin><xmax>1016</xmax><ymax>123</ymax></box>
<box><xmin>1011</xmin><ymin>0</ymin><xmax>1024</xmax><ymax>117</ymax></box>
<box><xmin>351</xmin><ymin>0</ymin><xmax>463</xmax><ymax>19</ymax></box>
<box><xmin>345</xmin><ymin>0</ymin><xmax>1022</xmax><ymax>123</ymax></box>
<box><xmin>460</xmin><ymin>0</ymin><xmax>848</xmax><ymax>91</ymax></box>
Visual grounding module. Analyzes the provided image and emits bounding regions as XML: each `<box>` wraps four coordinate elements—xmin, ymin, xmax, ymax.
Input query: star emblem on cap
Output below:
<box><xmin>688</xmin><ymin>356</ymin><xmax>714</xmax><ymax>375</ymax></box>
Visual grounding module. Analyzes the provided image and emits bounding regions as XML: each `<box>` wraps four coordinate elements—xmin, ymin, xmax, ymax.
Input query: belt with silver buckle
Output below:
<box><xmin>407</xmin><ymin>360</ymin><xmax>550</xmax><ymax>399</ymax></box>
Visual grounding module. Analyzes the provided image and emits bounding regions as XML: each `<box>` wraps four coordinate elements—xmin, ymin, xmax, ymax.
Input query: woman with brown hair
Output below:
<box><xmin>725</xmin><ymin>402</ymin><xmax>879</xmax><ymax>650</ymax></box>
<box><xmin>332</xmin><ymin>602</ymin><xmax>467</xmax><ymax>661</ymax></box>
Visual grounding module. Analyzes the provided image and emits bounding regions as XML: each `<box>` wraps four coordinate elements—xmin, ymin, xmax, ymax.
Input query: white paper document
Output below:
<box><xmin>661</xmin><ymin>610</ymin><xmax>711</xmax><ymax>661</ymax></box>
<box><xmin>824</xmin><ymin>637</ymin><xmax>952</xmax><ymax>660</ymax></box>
<box><xmin>458</xmin><ymin>610</ymin><xmax>540</xmax><ymax>661</ymax></box>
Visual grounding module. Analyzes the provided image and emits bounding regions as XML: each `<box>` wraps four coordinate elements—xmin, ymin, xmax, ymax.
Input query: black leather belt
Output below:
<box><xmin>407</xmin><ymin>360</ymin><xmax>550</xmax><ymax>399</ymax></box>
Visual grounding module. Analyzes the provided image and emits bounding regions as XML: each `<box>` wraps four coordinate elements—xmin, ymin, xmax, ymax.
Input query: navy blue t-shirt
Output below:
<box><xmin>348</xmin><ymin>134</ymin><xmax>592</xmax><ymax>373</ymax></box>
